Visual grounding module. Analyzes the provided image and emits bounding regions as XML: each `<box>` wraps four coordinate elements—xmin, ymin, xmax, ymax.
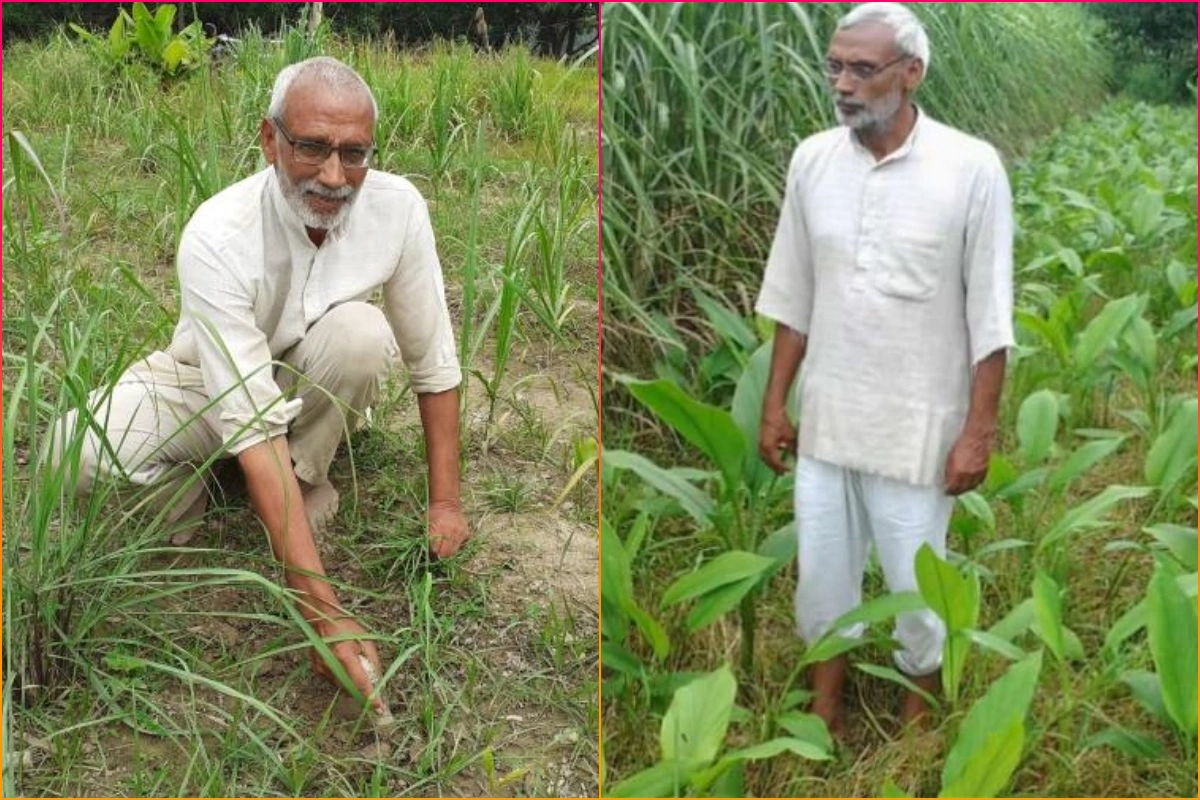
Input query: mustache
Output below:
<box><xmin>298</xmin><ymin>180</ymin><xmax>354</xmax><ymax>200</ymax></box>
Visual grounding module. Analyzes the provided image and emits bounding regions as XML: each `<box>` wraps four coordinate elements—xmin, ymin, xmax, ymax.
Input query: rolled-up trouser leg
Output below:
<box><xmin>276</xmin><ymin>301</ymin><xmax>398</xmax><ymax>485</ymax></box>
<box><xmin>793</xmin><ymin>456</ymin><xmax>872</xmax><ymax>644</ymax></box>
<box><xmin>51</xmin><ymin>352</ymin><xmax>223</xmax><ymax>518</ymax></box>
<box><xmin>860</xmin><ymin>471</ymin><xmax>955</xmax><ymax>677</ymax></box>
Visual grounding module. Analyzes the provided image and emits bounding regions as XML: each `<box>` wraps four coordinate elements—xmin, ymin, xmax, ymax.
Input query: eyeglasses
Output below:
<box><xmin>823</xmin><ymin>55</ymin><xmax>910</xmax><ymax>83</ymax></box>
<box><xmin>272</xmin><ymin>118</ymin><xmax>376</xmax><ymax>169</ymax></box>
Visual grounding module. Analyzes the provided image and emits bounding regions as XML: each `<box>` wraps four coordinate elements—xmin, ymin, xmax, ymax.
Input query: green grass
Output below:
<box><xmin>599</xmin><ymin>22</ymin><xmax>1196</xmax><ymax>799</ymax></box>
<box><xmin>600</xmin><ymin>1</ymin><xmax>1111</xmax><ymax>373</ymax></box>
<box><xmin>3</xmin><ymin>26</ymin><xmax>598</xmax><ymax>798</ymax></box>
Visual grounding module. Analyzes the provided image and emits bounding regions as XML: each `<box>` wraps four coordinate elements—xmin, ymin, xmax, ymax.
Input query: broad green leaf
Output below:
<box><xmin>1146</xmin><ymin>565</ymin><xmax>1198</xmax><ymax>734</ymax></box>
<box><xmin>914</xmin><ymin>544</ymin><xmax>978</xmax><ymax>632</ymax></box>
<box><xmin>1073</xmin><ymin>293</ymin><xmax>1144</xmax><ymax>373</ymax></box>
<box><xmin>882</xmin><ymin>778</ymin><xmax>915</xmax><ymax>798</ymax></box>
<box><xmin>162</xmin><ymin>39</ymin><xmax>189</xmax><ymax>73</ymax></box>
<box><xmin>1127</xmin><ymin>187</ymin><xmax>1164</xmax><ymax>240</ymax></box>
<box><xmin>1144</xmin><ymin>397</ymin><xmax>1198</xmax><ymax>494</ymax></box>
<box><xmin>944</xmin><ymin>632</ymin><xmax>971</xmax><ymax>705</ymax></box>
<box><xmin>1038</xmin><ymin>485</ymin><xmax>1153</xmax><ymax>552</ymax></box>
<box><xmin>855</xmin><ymin>663</ymin><xmax>938</xmax><ymax>706</ymax></box>
<box><xmin>828</xmin><ymin>591</ymin><xmax>927</xmax><ymax>632</ymax></box>
<box><xmin>1016</xmin><ymin>389</ymin><xmax>1059</xmax><ymax>464</ymax></box>
<box><xmin>756</xmin><ymin>521</ymin><xmax>797</xmax><ymax>565</ymax></box>
<box><xmin>601</xmin><ymin>642</ymin><xmax>646</xmax><ymax>677</ymax></box>
<box><xmin>601</xmin><ymin>517</ymin><xmax>670</xmax><ymax>659</ymax></box>
<box><xmin>603</xmin><ymin>449</ymin><xmax>715</xmax><ymax>525</ymax></box>
<box><xmin>730</xmin><ymin>341</ymin><xmax>775</xmax><ymax>490</ymax></box>
<box><xmin>974</xmin><ymin>538</ymin><xmax>1032</xmax><ymax>560</ymax></box>
<box><xmin>938</xmin><ymin>719</ymin><xmax>1024</xmax><ymax>799</ymax></box>
<box><xmin>697</xmin><ymin>738</ymin><xmax>833</xmax><ymax>790</ymax></box>
<box><xmin>776</xmin><ymin>711</ymin><xmax>833</xmax><ymax>754</ymax></box>
<box><xmin>1120</xmin><ymin>314</ymin><xmax>1157</xmax><ymax>376</ymax></box>
<box><xmin>800</xmin><ymin>633</ymin><xmax>870</xmax><ymax>667</ymax></box>
<box><xmin>1104</xmin><ymin>598</ymin><xmax>1146</xmax><ymax>653</ymax></box>
<box><xmin>962</xmin><ymin>628</ymin><xmax>1027</xmax><ymax>660</ymax></box>
<box><xmin>694</xmin><ymin>289</ymin><xmax>757</xmax><ymax>351</ymax></box>
<box><xmin>686</xmin><ymin>575</ymin><xmax>758</xmax><ymax>631</ymax></box>
<box><xmin>662</xmin><ymin>551</ymin><xmax>775</xmax><ymax>608</ymax></box>
<box><xmin>1032</xmin><ymin>570</ymin><xmax>1065</xmax><ymax>661</ymax></box>
<box><xmin>716</xmin><ymin>736</ymin><xmax>831</xmax><ymax>764</ymax></box>
<box><xmin>660</xmin><ymin>664</ymin><xmax>736</xmax><ymax>764</ymax></box>
<box><xmin>995</xmin><ymin>465</ymin><xmax>1050</xmax><ymax>499</ymax></box>
<box><xmin>706</xmin><ymin>762</ymin><xmax>745</xmax><ymax>798</ymax></box>
<box><xmin>1046</xmin><ymin>435</ymin><xmax>1125</xmax><ymax>493</ymax></box>
<box><xmin>628</xmin><ymin>605</ymin><xmax>670</xmax><ymax>661</ymax></box>
<box><xmin>1082</xmin><ymin>726</ymin><xmax>1164</xmax><ymax>760</ymax></box>
<box><xmin>1143</xmin><ymin>523</ymin><xmax>1198</xmax><ymax>571</ymax></box>
<box><xmin>957</xmin><ymin>491</ymin><xmax>995</xmax><ymax>533</ymax></box>
<box><xmin>1121</xmin><ymin>670</ymin><xmax>1170</xmax><ymax>727</ymax></box>
<box><xmin>984</xmin><ymin>452</ymin><xmax>1018</xmax><ymax>494</ymax></box>
<box><xmin>606</xmin><ymin>760</ymin><xmax>698</xmax><ymax>798</ymax></box>
<box><xmin>622</xmin><ymin>377</ymin><xmax>746</xmax><ymax>487</ymax></box>
<box><xmin>941</xmin><ymin>651</ymin><xmax>1042</xmax><ymax>790</ymax></box>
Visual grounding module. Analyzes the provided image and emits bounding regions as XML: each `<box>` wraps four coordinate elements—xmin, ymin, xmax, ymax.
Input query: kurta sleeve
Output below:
<box><xmin>755</xmin><ymin>147</ymin><xmax>815</xmax><ymax>334</ymax></box>
<box><xmin>382</xmin><ymin>196</ymin><xmax>462</xmax><ymax>393</ymax></box>
<box><xmin>177</xmin><ymin>231</ymin><xmax>301</xmax><ymax>454</ymax></box>
<box><xmin>962</xmin><ymin>149</ymin><xmax>1016</xmax><ymax>366</ymax></box>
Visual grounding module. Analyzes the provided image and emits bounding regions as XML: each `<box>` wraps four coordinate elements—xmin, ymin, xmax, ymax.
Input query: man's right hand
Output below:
<box><xmin>310</xmin><ymin>616</ymin><xmax>386</xmax><ymax>715</ymax></box>
<box><xmin>759</xmin><ymin>408</ymin><xmax>798</xmax><ymax>474</ymax></box>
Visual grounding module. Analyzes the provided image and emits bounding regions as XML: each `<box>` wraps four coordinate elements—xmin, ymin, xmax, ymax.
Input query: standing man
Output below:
<box><xmin>57</xmin><ymin>56</ymin><xmax>469</xmax><ymax>713</ymax></box>
<box><xmin>755</xmin><ymin>3</ymin><xmax>1014</xmax><ymax>735</ymax></box>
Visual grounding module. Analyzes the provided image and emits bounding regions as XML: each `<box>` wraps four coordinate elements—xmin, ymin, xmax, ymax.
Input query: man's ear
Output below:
<box><xmin>906</xmin><ymin>59</ymin><xmax>925</xmax><ymax>93</ymax></box>
<box><xmin>260</xmin><ymin>117</ymin><xmax>278</xmax><ymax>165</ymax></box>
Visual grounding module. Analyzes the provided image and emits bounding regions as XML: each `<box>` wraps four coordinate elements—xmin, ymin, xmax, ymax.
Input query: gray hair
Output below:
<box><xmin>838</xmin><ymin>3</ymin><xmax>931</xmax><ymax>71</ymax></box>
<box><xmin>267</xmin><ymin>56</ymin><xmax>379</xmax><ymax>125</ymax></box>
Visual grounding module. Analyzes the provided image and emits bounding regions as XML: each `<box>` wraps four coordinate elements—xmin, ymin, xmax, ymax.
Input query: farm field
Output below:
<box><xmin>3</xmin><ymin>16</ymin><xmax>599</xmax><ymax>799</ymax></box>
<box><xmin>600</xmin><ymin>3</ymin><xmax>1197</xmax><ymax>798</ymax></box>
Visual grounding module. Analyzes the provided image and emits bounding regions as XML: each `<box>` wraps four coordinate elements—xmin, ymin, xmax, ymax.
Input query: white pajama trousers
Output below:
<box><xmin>57</xmin><ymin>301</ymin><xmax>398</xmax><ymax>498</ymax></box>
<box><xmin>794</xmin><ymin>456</ymin><xmax>954</xmax><ymax>677</ymax></box>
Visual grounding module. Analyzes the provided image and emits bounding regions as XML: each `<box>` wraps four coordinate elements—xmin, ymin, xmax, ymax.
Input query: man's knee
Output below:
<box><xmin>306</xmin><ymin>302</ymin><xmax>397</xmax><ymax>383</ymax></box>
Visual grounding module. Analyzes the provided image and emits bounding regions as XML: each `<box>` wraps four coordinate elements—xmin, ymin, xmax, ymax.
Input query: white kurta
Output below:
<box><xmin>169</xmin><ymin>167</ymin><xmax>462</xmax><ymax>455</ymax></box>
<box><xmin>755</xmin><ymin>110</ymin><xmax>1015</xmax><ymax>487</ymax></box>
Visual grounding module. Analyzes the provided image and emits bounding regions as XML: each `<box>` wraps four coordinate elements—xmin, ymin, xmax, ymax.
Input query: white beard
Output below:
<box><xmin>834</xmin><ymin>86</ymin><xmax>905</xmax><ymax>134</ymax></box>
<box><xmin>276</xmin><ymin>166</ymin><xmax>359</xmax><ymax>231</ymax></box>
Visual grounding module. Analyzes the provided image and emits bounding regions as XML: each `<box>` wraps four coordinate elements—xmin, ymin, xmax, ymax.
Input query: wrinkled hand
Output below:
<box><xmin>310</xmin><ymin>616</ymin><xmax>385</xmax><ymax>714</ymax></box>
<box><xmin>428</xmin><ymin>499</ymin><xmax>469</xmax><ymax>558</ymax></box>
<box><xmin>759</xmin><ymin>408</ymin><xmax>798</xmax><ymax>475</ymax></box>
<box><xmin>944</xmin><ymin>432</ymin><xmax>992</xmax><ymax>495</ymax></box>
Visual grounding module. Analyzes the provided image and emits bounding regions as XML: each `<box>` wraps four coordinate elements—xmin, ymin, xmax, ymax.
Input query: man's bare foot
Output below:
<box><xmin>810</xmin><ymin>655</ymin><xmax>849</xmax><ymax>739</ymax></box>
<box><xmin>299</xmin><ymin>479</ymin><xmax>340</xmax><ymax>535</ymax></box>
<box><xmin>167</xmin><ymin>479</ymin><xmax>209</xmax><ymax>546</ymax></box>
<box><xmin>900</xmin><ymin>670</ymin><xmax>940</xmax><ymax>728</ymax></box>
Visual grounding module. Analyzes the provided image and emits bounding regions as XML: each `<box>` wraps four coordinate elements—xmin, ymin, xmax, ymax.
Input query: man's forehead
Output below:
<box><xmin>828</xmin><ymin>22</ymin><xmax>899</xmax><ymax>60</ymax></box>
<box><xmin>283</xmin><ymin>77</ymin><xmax>374</xmax><ymax>122</ymax></box>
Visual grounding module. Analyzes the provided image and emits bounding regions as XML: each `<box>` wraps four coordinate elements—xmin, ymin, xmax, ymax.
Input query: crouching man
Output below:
<box><xmin>56</xmin><ymin>56</ymin><xmax>470</xmax><ymax>711</ymax></box>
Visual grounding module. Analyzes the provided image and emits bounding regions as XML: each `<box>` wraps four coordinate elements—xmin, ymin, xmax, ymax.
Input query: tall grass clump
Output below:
<box><xmin>601</xmin><ymin>1</ymin><xmax>1110</xmax><ymax>372</ymax></box>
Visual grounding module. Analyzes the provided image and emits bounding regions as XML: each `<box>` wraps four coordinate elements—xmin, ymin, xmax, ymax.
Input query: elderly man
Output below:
<box><xmin>756</xmin><ymin>2</ymin><xmax>1013</xmax><ymax>735</ymax></box>
<box><xmin>57</xmin><ymin>56</ymin><xmax>468</xmax><ymax>713</ymax></box>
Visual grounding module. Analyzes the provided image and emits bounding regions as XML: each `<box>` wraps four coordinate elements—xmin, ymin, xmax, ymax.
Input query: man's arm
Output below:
<box><xmin>759</xmin><ymin>324</ymin><xmax>808</xmax><ymax>474</ymax></box>
<box><xmin>944</xmin><ymin>348</ymin><xmax>1007</xmax><ymax>495</ymax></box>
<box><xmin>238</xmin><ymin>436</ymin><xmax>383</xmax><ymax>712</ymax></box>
<box><xmin>417</xmin><ymin>387</ymin><xmax>468</xmax><ymax>557</ymax></box>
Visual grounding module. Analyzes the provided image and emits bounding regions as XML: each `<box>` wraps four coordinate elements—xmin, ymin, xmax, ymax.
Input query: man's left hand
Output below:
<box><xmin>428</xmin><ymin>498</ymin><xmax>469</xmax><ymax>558</ymax></box>
<box><xmin>944</xmin><ymin>432</ymin><xmax>992</xmax><ymax>495</ymax></box>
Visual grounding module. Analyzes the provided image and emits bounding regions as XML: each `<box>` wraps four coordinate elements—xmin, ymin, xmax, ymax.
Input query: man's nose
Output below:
<box><xmin>834</xmin><ymin>71</ymin><xmax>857</xmax><ymax>96</ymax></box>
<box><xmin>317</xmin><ymin>150</ymin><xmax>347</xmax><ymax>188</ymax></box>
